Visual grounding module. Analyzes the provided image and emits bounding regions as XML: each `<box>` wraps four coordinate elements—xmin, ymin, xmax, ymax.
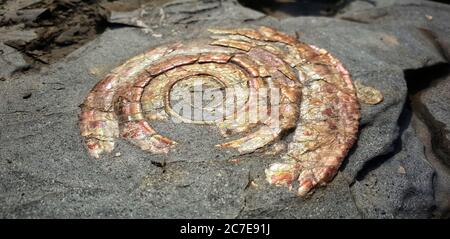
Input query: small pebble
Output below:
<box><xmin>398</xmin><ymin>166</ymin><xmax>406</xmax><ymax>174</ymax></box>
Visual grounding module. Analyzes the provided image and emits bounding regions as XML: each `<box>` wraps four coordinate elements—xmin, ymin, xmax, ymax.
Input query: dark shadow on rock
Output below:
<box><xmin>405</xmin><ymin>63</ymin><xmax>450</xmax><ymax>95</ymax></box>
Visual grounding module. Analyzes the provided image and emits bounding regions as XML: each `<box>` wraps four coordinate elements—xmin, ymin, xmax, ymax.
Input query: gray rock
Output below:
<box><xmin>412</xmin><ymin>111</ymin><xmax>450</xmax><ymax>218</ymax></box>
<box><xmin>415</xmin><ymin>76</ymin><xmax>450</xmax><ymax>166</ymax></box>
<box><xmin>0</xmin><ymin>24</ymin><xmax>38</xmax><ymax>44</ymax></box>
<box><xmin>0</xmin><ymin>43</ymin><xmax>30</xmax><ymax>80</ymax></box>
<box><xmin>0</xmin><ymin>8</ymin><xmax>47</xmax><ymax>26</ymax></box>
<box><xmin>338</xmin><ymin>0</ymin><xmax>425</xmax><ymax>14</ymax></box>
<box><xmin>0</xmin><ymin>0</ymin><xmax>445</xmax><ymax>218</ymax></box>
<box><xmin>412</xmin><ymin>112</ymin><xmax>450</xmax><ymax>218</ymax></box>
<box><xmin>338</xmin><ymin>0</ymin><xmax>450</xmax><ymax>62</ymax></box>
<box><xmin>350</xmin><ymin>115</ymin><xmax>435</xmax><ymax>218</ymax></box>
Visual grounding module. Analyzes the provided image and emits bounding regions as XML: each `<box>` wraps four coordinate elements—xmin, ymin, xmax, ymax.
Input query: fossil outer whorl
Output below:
<box><xmin>79</xmin><ymin>26</ymin><xmax>361</xmax><ymax>196</ymax></box>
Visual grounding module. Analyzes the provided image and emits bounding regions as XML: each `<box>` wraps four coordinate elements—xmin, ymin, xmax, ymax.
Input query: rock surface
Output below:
<box><xmin>415</xmin><ymin>76</ymin><xmax>450</xmax><ymax>166</ymax></box>
<box><xmin>0</xmin><ymin>0</ymin><xmax>449</xmax><ymax>218</ymax></box>
<box><xmin>0</xmin><ymin>43</ymin><xmax>29</xmax><ymax>80</ymax></box>
<box><xmin>411</xmin><ymin>72</ymin><xmax>450</xmax><ymax>218</ymax></box>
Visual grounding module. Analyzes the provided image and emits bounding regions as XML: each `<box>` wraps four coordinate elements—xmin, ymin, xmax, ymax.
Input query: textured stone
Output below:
<box><xmin>350</xmin><ymin>118</ymin><xmax>435</xmax><ymax>218</ymax></box>
<box><xmin>0</xmin><ymin>43</ymin><xmax>30</xmax><ymax>80</ymax></box>
<box><xmin>0</xmin><ymin>0</ymin><xmax>447</xmax><ymax>218</ymax></box>
<box><xmin>415</xmin><ymin>76</ymin><xmax>450</xmax><ymax>166</ymax></box>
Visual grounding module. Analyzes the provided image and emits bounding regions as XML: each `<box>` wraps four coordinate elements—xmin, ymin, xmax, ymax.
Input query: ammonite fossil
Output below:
<box><xmin>79</xmin><ymin>26</ymin><xmax>382</xmax><ymax>196</ymax></box>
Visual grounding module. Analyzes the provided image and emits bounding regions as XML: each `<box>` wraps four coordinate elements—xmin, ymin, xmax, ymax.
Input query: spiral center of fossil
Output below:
<box><xmin>168</xmin><ymin>75</ymin><xmax>227</xmax><ymax>123</ymax></box>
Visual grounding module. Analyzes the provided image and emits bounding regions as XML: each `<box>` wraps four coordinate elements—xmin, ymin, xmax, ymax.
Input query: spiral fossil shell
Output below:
<box><xmin>79</xmin><ymin>26</ymin><xmax>361</xmax><ymax>196</ymax></box>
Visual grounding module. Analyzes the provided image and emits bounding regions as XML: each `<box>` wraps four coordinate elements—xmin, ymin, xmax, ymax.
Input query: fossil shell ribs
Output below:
<box><xmin>79</xmin><ymin>26</ymin><xmax>360</xmax><ymax>196</ymax></box>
